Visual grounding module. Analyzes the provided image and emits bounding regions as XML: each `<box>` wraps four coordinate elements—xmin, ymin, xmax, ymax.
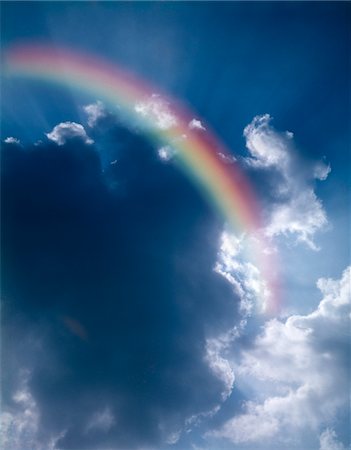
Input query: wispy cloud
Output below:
<box><xmin>85</xmin><ymin>407</ymin><xmax>115</xmax><ymax>434</ymax></box>
<box><xmin>83</xmin><ymin>100</ymin><xmax>107</xmax><ymax>127</ymax></box>
<box><xmin>0</xmin><ymin>370</ymin><xmax>64</xmax><ymax>450</ymax></box>
<box><xmin>218</xmin><ymin>152</ymin><xmax>236</xmax><ymax>164</ymax></box>
<box><xmin>205</xmin><ymin>335</ymin><xmax>235</xmax><ymax>401</ymax></box>
<box><xmin>158</xmin><ymin>145</ymin><xmax>176</xmax><ymax>161</ymax></box>
<box><xmin>319</xmin><ymin>428</ymin><xmax>347</xmax><ymax>450</ymax></box>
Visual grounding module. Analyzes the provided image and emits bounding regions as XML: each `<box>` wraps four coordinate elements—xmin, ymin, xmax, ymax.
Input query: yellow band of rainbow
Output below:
<box><xmin>5</xmin><ymin>44</ymin><xmax>280</xmax><ymax>313</ymax></box>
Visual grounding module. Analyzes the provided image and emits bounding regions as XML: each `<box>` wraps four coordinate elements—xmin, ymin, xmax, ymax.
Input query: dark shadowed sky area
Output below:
<box><xmin>1</xmin><ymin>2</ymin><xmax>350</xmax><ymax>450</ymax></box>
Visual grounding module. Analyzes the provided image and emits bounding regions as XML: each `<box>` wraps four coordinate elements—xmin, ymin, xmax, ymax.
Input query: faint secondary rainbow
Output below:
<box><xmin>5</xmin><ymin>44</ymin><xmax>279</xmax><ymax>313</ymax></box>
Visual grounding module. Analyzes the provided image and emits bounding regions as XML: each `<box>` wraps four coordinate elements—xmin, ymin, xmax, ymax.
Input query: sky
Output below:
<box><xmin>1</xmin><ymin>2</ymin><xmax>350</xmax><ymax>450</ymax></box>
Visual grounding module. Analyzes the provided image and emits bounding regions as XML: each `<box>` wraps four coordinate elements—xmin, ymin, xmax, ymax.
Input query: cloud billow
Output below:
<box><xmin>46</xmin><ymin>122</ymin><xmax>94</xmax><ymax>146</ymax></box>
<box><xmin>208</xmin><ymin>266</ymin><xmax>350</xmax><ymax>448</ymax></box>
<box><xmin>243</xmin><ymin>114</ymin><xmax>330</xmax><ymax>250</ymax></box>
<box><xmin>1</xmin><ymin>128</ymin><xmax>241</xmax><ymax>449</ymax></box>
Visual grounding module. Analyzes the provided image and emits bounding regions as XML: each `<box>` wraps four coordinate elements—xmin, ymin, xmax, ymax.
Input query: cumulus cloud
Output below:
<box><xmin>208</xmin><ymin>266</ymin><xmax>351</xmax><ymax>447</ymax></box>
<box><xmin>266</xmin><ymin>190</ymin><xmax>327</xmax><ymax>250</ymax></box>
<box><xmin>214</xmin><ymin>231</ymin><xmax>271</xmax><ymax>315</ymax></box>
<box><xmin>4</xmin><ymin>136</ymin><xmax>21</xmax><ymax>144</ymax></box>
<box><xmin>208</xmin><ymin>230</ymin><xmax>274</xmax><ymax>406</ymax></box>
<box><xmin>135</xmin><ymin>94</ymin><xmax>178</xmax><ymax>130</ymax></box>
<box><xmin>1</xmin><ymin>134</ymin><xmax>239</xmax><ymax>449</ymax></box>
<box><xmin>83</xmin><ymin>100</ymin><xmax>107</xmax><ymax>127</ymax></box>
<box><xmin>244</xmin><ymin>114</ymin><xmax>329</xmax><ymax>250</ymax></box>
<box><xmin>4</xmin><ymin>109</ymin><xmax>346</xmax><ymax>450</ymax></box>
<box><xmin>189</xmin><ymin>118</ymin><xmax>206</xmax><ymax>131</ymax></box>
<box><xmin>46</xmin><ymin>122</ymin><xmax>94</xmax><ymax>146</ymax></box>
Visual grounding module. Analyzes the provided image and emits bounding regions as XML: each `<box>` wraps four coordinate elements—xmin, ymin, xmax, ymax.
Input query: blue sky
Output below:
<box><xmin>1</xmin><ymin>2</ymin><xmax>350</xmax><ymax>450</ymax></box>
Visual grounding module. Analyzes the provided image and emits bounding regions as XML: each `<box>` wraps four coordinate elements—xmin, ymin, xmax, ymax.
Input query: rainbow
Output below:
<box><xmin>5</xmin><ymin>44</ymin><xmax>279</xmax><ymax>313</ymax></box>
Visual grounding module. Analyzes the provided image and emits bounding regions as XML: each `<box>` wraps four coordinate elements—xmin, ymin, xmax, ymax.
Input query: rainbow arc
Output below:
<box><xmin>6</xmin><ymin>44</ymin><xmax>279</xmax><ymax>313</ymax></box>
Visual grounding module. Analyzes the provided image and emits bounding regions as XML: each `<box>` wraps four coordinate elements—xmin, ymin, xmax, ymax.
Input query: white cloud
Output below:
<box><xmin>210</xmin><ymin>401</ymin><xmax>279</xmax><ymax>443</ymax></box>
<box><xmin>188</xmin><ymin>118</ymin><xmax>206</xmax><ymax>131</ymax></box>
<box><xmin>4</xmin><ymin>136</ymin><xmax>21</xmax><ymax>144</ymax></box>
<box><xmin>214</xmin><ymin>231</ymin><xmax>271</xmax><ymax>315</ymax></box>
<box><xmin>244</xmin><ymin>114</ymin><xmax>292</xmax><ymax>170</ymax></box>
<box><xmin>243</xmin><ymin>114</ymin><xmax>329</xmax><ymax>250</ymax></box>
<box><xmin>165</xmin><ymin>430</ymin><xmax>182</xmax><ymax>445</ymax></box>
<box><xmin>266</xmin><ymin>189</ymin><xmax>327</xmax><ymax>250</ymax></box>
<box><xmin>85</xmin><ymin>407</ymin><xmax>115</xmax><ymax>433</ymax></box>
<box><xmin>218</xmin><ymin>152</ymin><xmax>236</xmax><ymax>164</ymax></box>
<box><xmin>319</xmin><ymin>429</ymin><xmax>347</xmax><ymax>450</ymax></box>
<box><xmin>205</xmin><ymin>336</ymin><xmax>235</xmax><ymax>401</ymax></box>
<box><xmin>0</xmin><ymin>370</ymin><xmax>64</xmax><ymax>450</ymax></box>
<box><xmin>207</xmin><ymin>230</ymin><xmax>274</xmax><ymax>404</ymax></box>
<box><xmin>158</xmin><ymin>145</ymin><xmax>176</xmax><ymax>162</ymax></box>
<box><xmin>46</xmin><ymin>122</ymin><xmax>94</xmax><ymax>146</ymax></box>
<box><xmin>83</xmin><ymin>100</ymin><xmax>107</xmax><ymax>127</ymax></box>
<box><xmin>208</xmin><ymin>266</ymin><xmax>351</xmax><ymax>447</ymax></box>
<box><xmin>157</xmin><ymin>132</ymin><xmax>189</xmax><ymax>162</ymax></box>
<box><xmin>0</xmin><ymin>379</ymin><xmax>39</xmax><ymax>450</ymax></box>
<box><xmin>185</xmin><ymin>405</ymin><xmax>221</xmax><ymax>435</ymax></box>
<box><xmin>135</xmin><ymin>94</ymin><xmax>178</xmax><ymax>130</ymax></box>
<box><xmin>314</xmin><ymin>162</ymin><xmax>331</xmax><ymax>181</ymax></box>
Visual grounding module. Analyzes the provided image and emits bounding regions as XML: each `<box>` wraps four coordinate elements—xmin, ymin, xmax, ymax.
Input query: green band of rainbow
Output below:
<box><xmin>5</xmin><ymin>44</ymin><xmax>279</xmax><ymax>313</ymax></box>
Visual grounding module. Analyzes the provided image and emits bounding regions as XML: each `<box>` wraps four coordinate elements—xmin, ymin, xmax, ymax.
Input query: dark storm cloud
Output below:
<box><xmin>1</xmin><ymin>127</ymin><xmax>240</xmax><ymax>449</ymax></box>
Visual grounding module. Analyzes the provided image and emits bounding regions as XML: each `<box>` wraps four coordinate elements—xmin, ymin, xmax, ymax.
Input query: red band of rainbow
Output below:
<box><xmin>5</xmin><ymin>44</ymin><xmax>280</xmax><ymax>314</ymax></box>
